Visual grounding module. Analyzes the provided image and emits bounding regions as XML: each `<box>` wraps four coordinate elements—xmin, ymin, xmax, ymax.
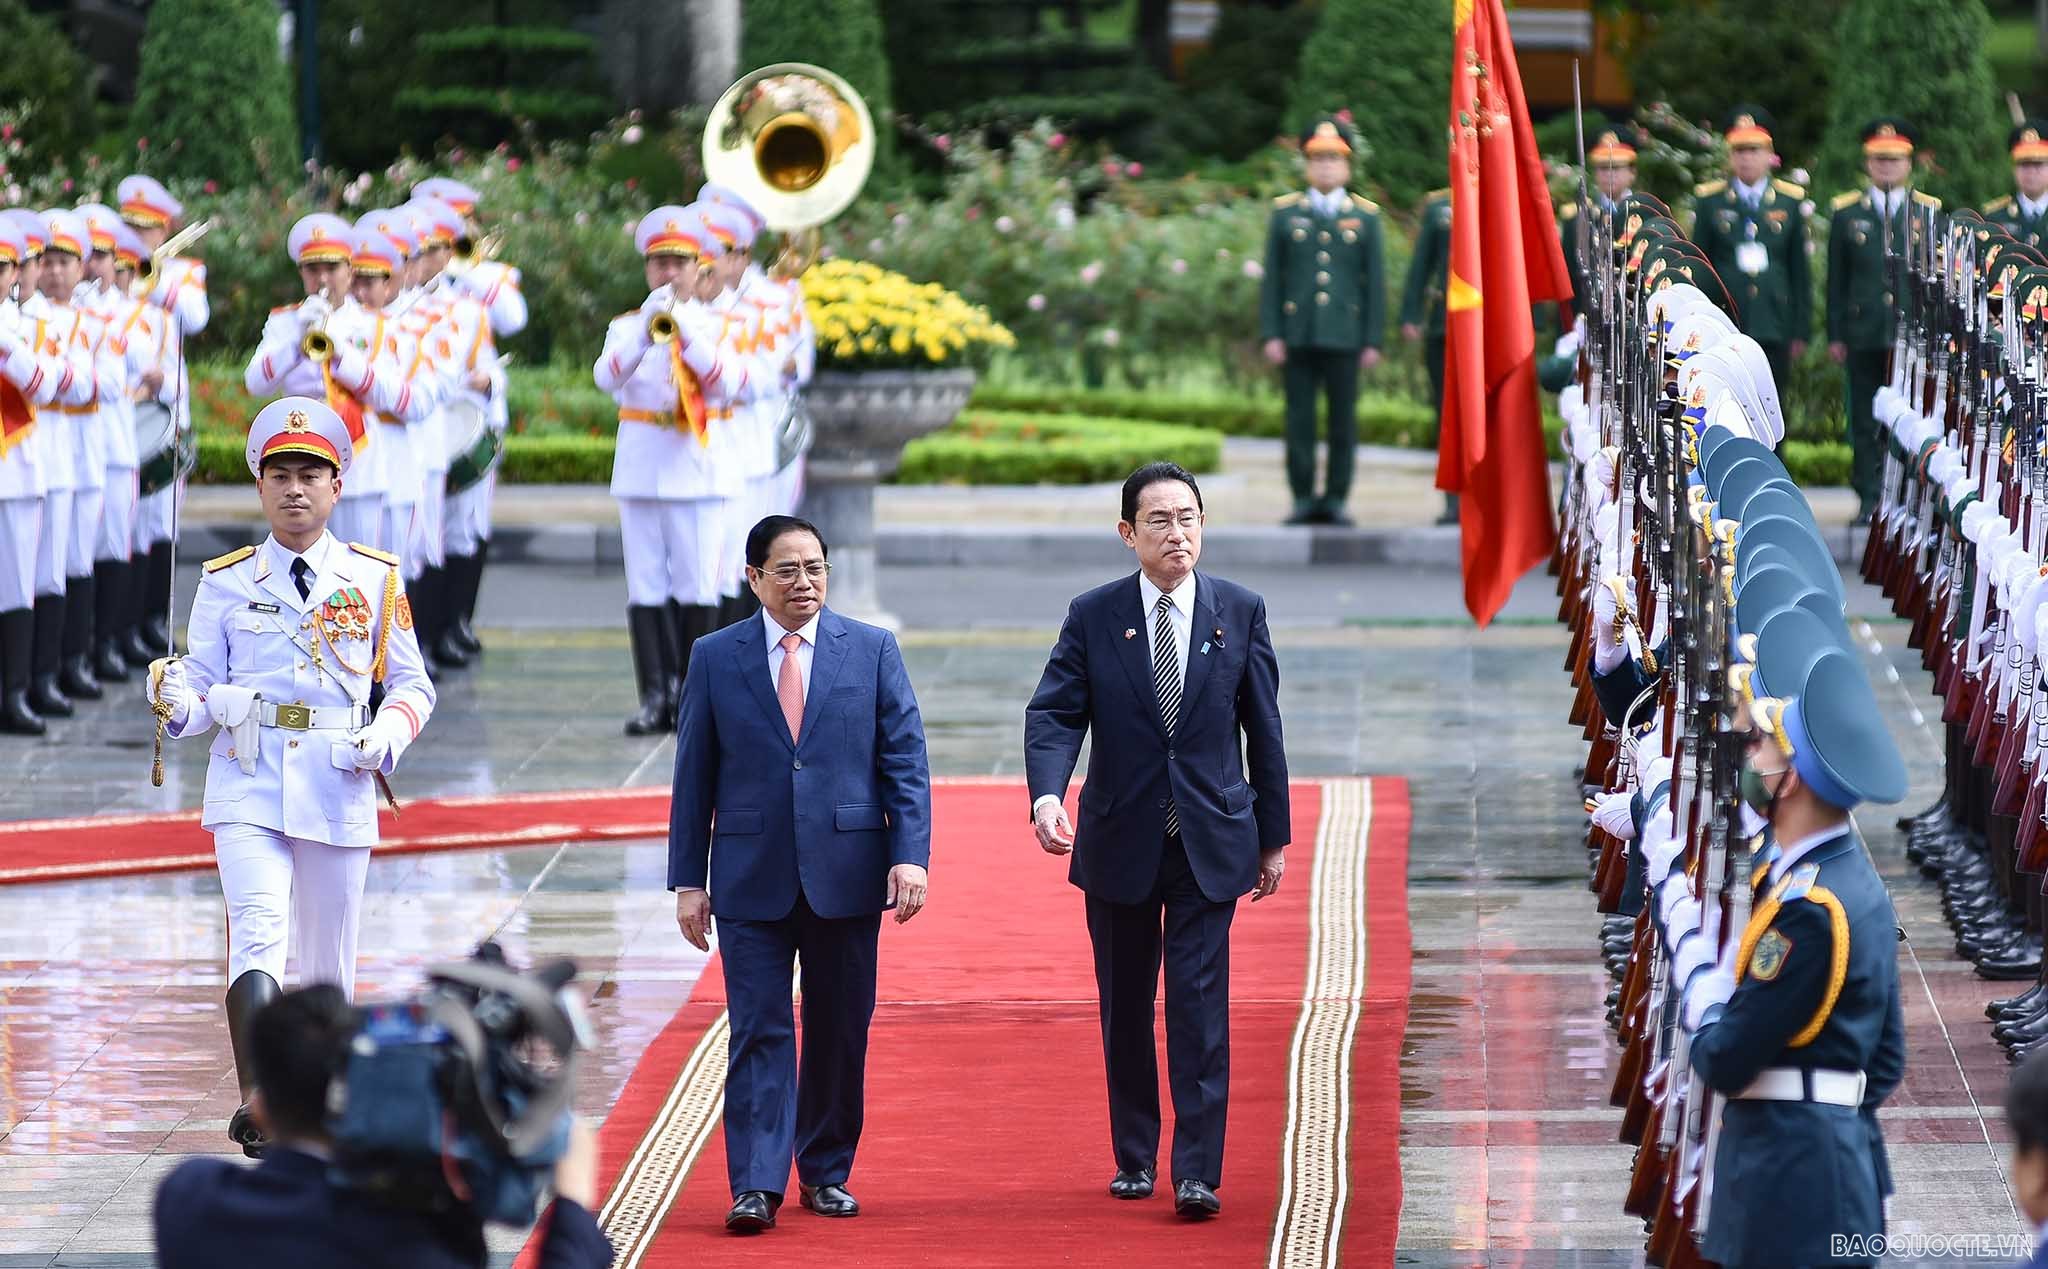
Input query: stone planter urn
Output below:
<box><xmin>797</xmin><ymin>367</ymin><xmax>977</xmax><ymax>627</ymax></box>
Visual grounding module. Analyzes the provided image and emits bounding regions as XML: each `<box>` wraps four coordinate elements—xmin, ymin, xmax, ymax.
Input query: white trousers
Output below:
<box><xmin>134</xmin><ymin>483</ymin><xmax>178</xmax><ymax>551</ymax></box>
<box><xmin>67</xmin><ymin>484</ymin><xmax>102</xmax><ymax>579</ymax></box>
<box><xmin>385</xmin><ymin>499</ymin><xmax>421</xmax><ymax>577</ymax></box>
<box><xmin>444</xmin><ymin>471</ymin><xmax>495</xmax><ymax>556</ymax></box>
<box><xmin>719</xmin><ymin>480</ymin><xmax>770</xmax><ymax>597</ymax></box>
<box><xmin>618</xmin><ymin>496</ymin><xmax>726</xmax><ymax>607</ymax></box>
<box><xmin>34</xmin><ymin>489</ymin><xmax>69</xmax><ymax>596</ymax></box>
<box><xmin>213</xmin><ymin>822</ymin><xmax>372</xmax><ymax>1000</ymax></box>
<box><xmin>327</xmin><ymin>496</ymin><xmax>384</xmax><ymax>553</ymax></box>
<box><xmin>412</xmin><ymin>479</ymin><xmax>446</xmax><ymax>576</ymax></box>
<box><xmin>0</xmin><ymin>498</ymin><xmax>38</xmax><ymax>611</ymax></box>
<box><xmin>98</xmin><ymin>469</ymin><xmax>138</xmax><ymax>563</ymax></box>
<box><xmin>773</xmin><ymin>456</ymin><xmax>806</xmax><ymax>518</ymax></box>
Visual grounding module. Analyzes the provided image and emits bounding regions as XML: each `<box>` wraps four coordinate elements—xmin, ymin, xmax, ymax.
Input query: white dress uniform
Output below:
<box><xmin>154</xmin><ymin>398</ymin><xmax>435</xmax><ymax>999</ymax></box>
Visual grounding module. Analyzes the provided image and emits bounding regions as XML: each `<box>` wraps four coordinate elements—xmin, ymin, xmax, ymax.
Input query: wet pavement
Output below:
<box><xmin>0</xmin><ymin>560</ymin><xmax>2022</xmax><ymax>1265</ymax></box>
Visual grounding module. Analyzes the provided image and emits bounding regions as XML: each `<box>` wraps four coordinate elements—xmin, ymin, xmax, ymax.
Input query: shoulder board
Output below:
<box><xmin>1559</xmin><ymin>202</ymin><xmax>1578</xmax><ymax>220</ymax></box>
<box><xmin>1911</xmin><ymin>190</ymin><xmax>1941</xmax><ymax>208</ymax></box>
<box><xmin>1273</xmin><ymin>192</ymin><xmax>1305</xmax><ymax>208</ymax></box>
<box><xmin>348</xmin><ymin>542</ymin><xmax>400</xmax><ymax>566</ymax></box>
<box><xmin>1771</xmin><ymin>178</ymin><xmax>1805</xmax><ymax>199</ymax></box>
<box><xmin>1985</xmin><ymin>194</ymin><xmax>2015</xmax><ymax>213</ymax></box>
<box><xmin>1781</xmin><ymin>861</ymin><xmax>1820</xmax><ymax>902</ymax></box>
<box><xmin>1349</xmin><ymin>194</ymin><xmax>1379</xmax><ymax>213</ymax></box>
<box><xmin>270</xmin><ymin>304</ymin><xmax>296</xmax><ymax>315</ymax></box>
<box><xmin>1830</xmin><ymin>190</ymin><xmax>1863</xmax><ymax>211</ymax></box>
<box><xmin>1693</xmin><ymin>179</ymin><xmax>1727</xmax><ymax>198</ymax></box>
<box><xmin>204</xmin><ymin>545</ymin><xmax>255</xmax><ymax>573</ymax></box>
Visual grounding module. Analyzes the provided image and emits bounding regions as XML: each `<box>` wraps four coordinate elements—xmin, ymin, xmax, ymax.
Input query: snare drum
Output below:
<box><xmin>135</xmin><ymin>402</ymin><xmax>193</xmax><ymax>495</ymax></box>
<box><xmin>442</xmin><ymin>397</ymin><xmax>503</xmax><ymax>494</ymax></box>
<box><xmin>773</xmin><ymin>392</ymin><xmax>814</xmax><ymax>473</ymax></box>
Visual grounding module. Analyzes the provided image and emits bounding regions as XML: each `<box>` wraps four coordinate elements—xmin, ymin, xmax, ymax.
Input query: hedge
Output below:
<box><xmin>967</xmin><ymin>385</ymin><xmax>1439</xmax><ymax>447</ymax></box>
<box><xmin>196</xmin><ymin>430</ymin><xmax>621</xmax><ymax>485</ymax></box>
<box><xmin>895</xmin><ymin>411</ymin><xmax>1221</xmax><ymax>485</ymax></box>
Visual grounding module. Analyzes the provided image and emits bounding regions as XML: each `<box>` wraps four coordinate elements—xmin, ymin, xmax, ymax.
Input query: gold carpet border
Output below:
<box><xmin>1268</xmin><ymin>776</ymin><xmax>1373</xmax><ymax>1269</ymax></box>
<box><xmin>599</xmin><ymin>1011</ymin><xmax>731</xmax><ymax>1267</ymax></box>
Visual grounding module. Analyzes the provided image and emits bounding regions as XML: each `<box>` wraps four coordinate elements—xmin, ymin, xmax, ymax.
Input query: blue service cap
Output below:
<box><xmin>1703</xmin><ymin>433</ymin><xmax>1784</xmax><ymax>491</ymax></box>
<box><xmin>1696</xmin><ymin>424</ymin><xmax>1739</xmax><ymax>472</ymax></box>
<box><xmin>1736</xmin><ymin>514</ymin><xmax>1843</xmax><ymax>604</ymax></box>
<box><xmin>1752</xmin><ymin>604</ymin><xmax>1849</xmax><ymax>700</ymax></box>
<box><xmin>1736</xmin><ymin>484</ymin><xmax>1820</xmax><ymax>533</ymax></box>
<box><xmin>1768</xmin><ymin>649</ymin><xmax>1909</xmax><ymax>809</ymax></box>
<box><xmin>1734</xmin><ymin>562</ymin><xmax>1808</xmax><ymax>637</ymax></box>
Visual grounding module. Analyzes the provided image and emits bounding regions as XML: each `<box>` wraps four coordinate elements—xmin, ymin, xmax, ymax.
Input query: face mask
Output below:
<box><xmin>1740</xmin><ymin>762</ymin><xmax>1786</xmax><ymax>816</ymax></box>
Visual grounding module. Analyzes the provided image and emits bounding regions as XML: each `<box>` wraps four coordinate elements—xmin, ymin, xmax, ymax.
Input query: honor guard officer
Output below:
<box><xmin>0</xmin><ymin>217</ymin><xmax>94</xmax><ymax>734</ymax></box>
<box><xmin>1985</xmin><ymin>120</ymin><xmax>2048</xmax><ymax>250</ymax></box>
<box><xmin>120</xmin><ymin>174</ymin><xmax>209</xmax><ymax>659</ymax></box>
<box><xmin>1259</xmin><ymin>116</ymin><xmax>1386</xmax><ymax>527</ymax></box>
<box><xmin>145</xmin><ymin>396</ymin><xmax>435</xmax><ymax>1157</ymax></box>
<box><xmin>1560</xmin><ymin>129</ymin><xmax>1640</xmax><ymax>318</ymax></box>
<box><xmin>1399</xmin><ymin>185</ymin><xmax>1455</xmax><ymax>524</ymax></box>
<box><xmin>1690</xmin><ymin>108</ymin><xmax>1812</xmax><ymax>392</ymax></box>
<box><xmin>1828</xmin><ymin>117</ymin><xmax>1937</xmax><ymax>526</ymax></box>
<box><xmin>596</xmin><ymin>206</ymin><xmax>754</xmax><ymax>736</ymax></box>
<box><xmin>1676</xmin><ymin>649</ymin><xmax>1908</xmax><ymax>1268</ymax></box>
<box><xmin>245</xmin><ymin>214</ymin><xmax>435</xmax><ymax>550</ymax></box>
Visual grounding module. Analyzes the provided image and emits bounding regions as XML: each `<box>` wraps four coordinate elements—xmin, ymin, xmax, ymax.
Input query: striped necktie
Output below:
<box><xmin>1152</xmin><ymin>593</ymin><xmax>1182</xmax><ymax>836</ymax></box>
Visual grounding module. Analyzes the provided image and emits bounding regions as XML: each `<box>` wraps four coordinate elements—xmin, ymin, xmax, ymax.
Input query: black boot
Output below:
<box><xmin>59</xmin><ymin>575</ymin><xmax>101</xmax><ymax>700</ymax></box>
<box><xmin>623</xmin><ymin>605</ymin><xmax>674</xmax><ymax>735</ymax></box>
<box><xmin>224</xmin><ymin>969</ymin><xmax>281</xmax><ymax>1158</ymax></box>
<box><xmin>451</xmin><ymin>544</ymin><xmax>485</xmax><ymax>655</ymax></box>
<box><xmin>141</xmin><ymin>540</ymin><xmax>172</xmax><ymax>655</ymax></box>
<box><xmin>0</xmin><ymin>607</ymin><xmax>43</xmax><ymax>735</ymax></box>
<box><xmin>28</xmin><ymin>594</ymin><xmax>71</xmax><ymax>717</ymax></box>
<box><xmin>426</xmin><ymin>565</ymin><xmax>472</xmax><ymax>669</ymax></box>
<box><xmin>92</xmin><ymin>559</ymin><xmax>131</xmax><ymax>682</ymax></box>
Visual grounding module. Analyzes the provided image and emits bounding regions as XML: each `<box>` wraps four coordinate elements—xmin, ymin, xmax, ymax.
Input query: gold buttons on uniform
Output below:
<box><xmin>1316</xmin><ymin>292</ymin><xmax>1330</xmax><ymax>305</ymax></box>
<box><xmin>1284</xmin><ymin>300</ymin><xmax>1297</xmax><ymax>314</ymax></box>
<box><xmin>1316</xmin><ymin>271</ymin><xmax>1330</xmax><ymax>285</ymax></box>
<box><xmin>1318</xmin><ymin>231</ymin><xmax>1331</xmax><ymax>243</ymax></box>
<box><xmin>1317</xmin><ymin>251</ymin><xmax>1330</xmax><ymax>264</ymax></box>
<box><xmin>288</xmin><ymin>740</ymin><xmax>299</xmax><ymax>749</ymax></box>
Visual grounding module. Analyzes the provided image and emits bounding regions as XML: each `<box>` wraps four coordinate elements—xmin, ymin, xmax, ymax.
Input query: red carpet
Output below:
<box><xmin>0</xmin><ymin>787</ymin><xmax>676</xmax><ymax>885</ymax></box>
<box><xmin>551</xmin><ymin>777</ymin><xmax>1411</xmax><ymax>1268</ymax></box>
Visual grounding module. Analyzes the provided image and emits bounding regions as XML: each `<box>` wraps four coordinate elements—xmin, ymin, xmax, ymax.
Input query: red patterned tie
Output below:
<box><xmin>777</xmin><ymin>632</ymin><xmax>805</xmax><ymax>741</ymax></box>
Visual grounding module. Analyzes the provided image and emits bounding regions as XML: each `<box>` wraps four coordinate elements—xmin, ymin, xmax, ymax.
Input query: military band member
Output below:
<box><xmin>121</xmin><ymin>174</ymin><xmax>209</xmax><ymax>659</ymax></box>
<box><xmin>1984</xmin><ymin>120</ymin><xmax>2048</xmax><ymax>250</ymax></box>
<box><xmin>703</xmin><ymin>184</ymin><xmax>813</xmax><ymax>519</ymax></box>
<box><xmin>1260</xmin><ymin>116</ymin><xmax>1385</xmax><ymax>527</ymax></box>
<box><xmin>146</xmin><ymin>395</ymin><xmax>435</xmax><ymax>1156</ymax></box>
<box><xmin>347</xmin><ymin>212</ymin><xmax>440</xmax><ymax>584</ymax></box>
<box><xmin>1827</xmin><ymin>117</ymin><xmax>1936</xmax><ymax>526</ymax></box>
<box><xmin>697</xmin><ymin>200</ymin><xmax>774</xmax><ymax>625</ymax></box>
<box><xmin>1690</xmin><ymin>108</ymin><xmax>1812</xmax><ymax>393</ymax></box>
<box><xmin>244</xmin><ymin>214</ymin><xmax>434</xmax><ymax>551</ymax></box>
<box><xmin>595</xmin><ymin>206</ymin><xmax>754</xmax><ymax>735</ymax></box>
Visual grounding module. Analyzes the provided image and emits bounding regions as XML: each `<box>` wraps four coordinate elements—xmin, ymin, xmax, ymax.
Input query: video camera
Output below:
<box><xmin>327</xmin><ymin>942</ymin><xmax>594</xmax><ymax>1225</ymax></box>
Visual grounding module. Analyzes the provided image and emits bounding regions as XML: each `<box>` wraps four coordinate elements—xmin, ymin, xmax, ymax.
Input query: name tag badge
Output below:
<box><xmin>1200</xmin><ymin>641</ymin><xmax>1211</xmax><ymax>655</ymax></box>
<box><xmin>246</xmin><ymin>602</ymin><xmax>282</xmax><ymax>613</ymax></box>
<box><xmin>1736</xmin><ymin>240</ymin><xmax>1769</xmax><ymax>276</ymax></box>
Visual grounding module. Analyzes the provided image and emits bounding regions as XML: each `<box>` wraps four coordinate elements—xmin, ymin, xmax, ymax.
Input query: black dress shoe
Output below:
<box><xmin>798</xmin><ymin>1182</ymin><xmax>859</xmax><ymax>1217</ymax></box>
<box><xmin>1108</xmin><ymin>1167</ymin><xmax>1155</xmax><ymax>1199</ymax></box>
<box><xmin>228</xmin><ymin>1103</ymin><xmax>269</xmax><ymax>1159</ymax></box>
<box><xmin>725</xmin><ymin>1191</ymin><xmax>779</xmax><ymax>1232</ymax></box>
<box><xmin>1173</xmin><ymin>1179</ymin><xmax>1221</xmax><ymax>1218</ymax></box>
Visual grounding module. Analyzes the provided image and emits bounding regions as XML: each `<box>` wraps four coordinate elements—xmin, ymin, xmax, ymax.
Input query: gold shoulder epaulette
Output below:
<box><xmin>1273</xmin><ymin>192</ymin><xmax>1305</xmax><ymax>208</ymax></box>
<box><xmin>1350</xmin><ymin>194</ymin><xmax>1379</xmax><ymax>213</ymax></box>
<box><xmin>1911</xmin><ymin>189</ymin><xmax>1941</xmax><ymax>209</ymax></box>
<box><xmin>1771</xmin><ymin>178</ymin><xmax>1805</xmax><ymax>199</ymax></box>
<box><xmin>204</xmin><ymin>545</ymin><xmax>255</xmax><ymax>573</ymax></box>
<box><xmin>1830</xmin><ymin>190</ymin><xmax>1863</xmax><ymax>211</ymax></box>
<box><xmin>348</xmin><ymin>542</ymin><xmax>400</xmax><ymax>566</ymax></box>
<box><xmin>1559</xmin><ymin>202</ymin><xmax>1579</xmax><ymax>220</ymax></box>
<box><xmin>1985</xmin><ymin>194</ymin><xmax>2015</xmax><ymax>214</ymax></box>
<box><xmin>269</xmin><ymin>304</ymin><xmax>295</xmax><ymax>315</ymax></box>
<box><xmin>1693</xmin><ymin>179</ymin><xmax>1728</xmax><ymax>198</ymax></box>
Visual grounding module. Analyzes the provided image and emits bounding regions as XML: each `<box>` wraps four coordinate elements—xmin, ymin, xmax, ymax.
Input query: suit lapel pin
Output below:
<box><xmin>1124</xmin><ymin>628</ymin><xmax>1136</xmax><ymax>639</ymax></box>
<box><xmin>1213</xmin><ymin>626</ymin><xmax>1225</xmax><ymax>648</ymax></box>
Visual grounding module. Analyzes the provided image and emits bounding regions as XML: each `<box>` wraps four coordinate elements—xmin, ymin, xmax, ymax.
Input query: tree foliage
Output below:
<box><xmin>0</xmin><ymin>0</ymin><xmax>93</xmax><ymax>163</ymax></box>
<box><xmin>1816</xmin><ymin>0</ymin><xmax>2002</xmax><ymax>204</ymax></box>
<box><xmin>132</xmin><ymin>0</ymin><xmax>298</xmax><ymax>184</ymax></box>
<box><xmin>1288</xmin><ymin>0</ymin><xmax>1454</xmax><ymax>208</ymax></box>
<box><xmin>742</xmin><ymin>0</ymin><xmax>895</xmax><ymax>131</ymax></box>
<box><xmin>1628</xmin><ymin>0</ymin><xmax>1844</xmax><ymax>170</ymax></box>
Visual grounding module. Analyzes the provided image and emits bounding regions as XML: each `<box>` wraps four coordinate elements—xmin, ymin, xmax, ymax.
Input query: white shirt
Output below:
<box><xmin>2022</xmin><ymin>193</ymin><xmax>2048</xmax><ymax>221</ymax></box>
<box><xmin>764</xmin><ymin>609</ymin><xmax>820</xmax><ymax>698</ymax></box>
<box><xmin>1138</xmin><ymin>570</ymin><xmax>1196</xmax><ymax>690</ymax></box>
<box><xmin>1733</xmin><ymin>177</ymin><xmax>1768</xmax><ymax>208</ymax></box>
<box><xmin>1869</xmin><ymin>187</ymin><xmax>1900</xmax><ymax>218</ymax></box>
<box><xmin>1768</xmin><ymin>824</ymin><xmax>1847</xmax><ymax>884</ymax></box>
<box><xmin>1307</xmin><ymin>187</ymin><xmax>1347</xmax><ymax>218</ymax></box>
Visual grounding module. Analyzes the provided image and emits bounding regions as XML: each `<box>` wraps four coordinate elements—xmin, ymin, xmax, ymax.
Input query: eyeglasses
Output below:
<box><xmin>759</xmin><ymin>562</ymin><xmax>831</xmax><ymax>585</ymax></box>
<box><xmin>1140</xmin><ymin>511</ymin><xmax>1203</xmax><ymax>533</ymax></box>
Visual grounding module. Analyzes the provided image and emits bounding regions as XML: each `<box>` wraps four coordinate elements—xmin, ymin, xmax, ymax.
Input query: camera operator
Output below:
<box><xmin>153</xmin><ymin>984</ymin><xmax>615</xmax><ymax>1269</ymax></box>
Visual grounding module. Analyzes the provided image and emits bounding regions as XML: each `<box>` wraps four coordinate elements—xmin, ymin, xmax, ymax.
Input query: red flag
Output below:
<box><xmin>1438</xmin><ymin>0</ymin><xmax>1572</xmax><ymax>627</ymax></box>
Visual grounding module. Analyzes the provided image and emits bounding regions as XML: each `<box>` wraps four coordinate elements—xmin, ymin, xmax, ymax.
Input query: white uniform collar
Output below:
<box><xmin>1734</xmin><ymin>177</ymin><xmax>1769</xmax><ymax>204</ymax></box>
<box><xmin>1768</xmin><ymin>825</ymin><xmax>1846</xmax><ymax>883</ymax></box>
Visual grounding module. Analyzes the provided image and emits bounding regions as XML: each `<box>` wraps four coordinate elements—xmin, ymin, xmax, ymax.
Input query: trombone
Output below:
<box><xmin>133</xmin><ymin>218</ymin><xmax>213</xmax><ymax>292</ymax></box>
<box><xmin>446</xmin><ymin>228</ymin><xmax>504</xmax><ymax>277</ymax></box>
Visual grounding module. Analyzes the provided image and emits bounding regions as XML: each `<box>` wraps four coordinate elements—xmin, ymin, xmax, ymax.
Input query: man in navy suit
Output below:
<box><xmin>153</xmin><ymin>985</ymin><xmax>613</xmax><ymax>1269</ymax></box>
<box><xmin>1024</xmin><ymin>462</ymin><xmax>1290</xmax><ymax>1218</ymax></box>
<box><xmin>2010</xmin><ymin>1052</ymin><xmax>2048</xmax><ymax>1267</ymax></box>
<box><xmin>670</xmin><ymin>513</ymin><xmax>932</xmax><ymax>1234</ymax></box>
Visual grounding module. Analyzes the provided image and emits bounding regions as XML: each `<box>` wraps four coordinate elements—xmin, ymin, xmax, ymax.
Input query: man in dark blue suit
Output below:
<box><xmin>1024</xmin><ymin>462</ymin><xmax>1290</xmax><ymax>1219</ymax></box>
<box><xmin>2007</xmin><ymin>1051</ymin><xmax>2048</xmax><ymax>1267</ymax></box>
<box><xmin>153</xmin><ymin>985</ymin><xmax>613</xmax><ymax>1269</ymax></box>
<box><xmin>670</xmin><ymin>514</ymin><xmax>932</xmax><ymax>1234</ymax></box>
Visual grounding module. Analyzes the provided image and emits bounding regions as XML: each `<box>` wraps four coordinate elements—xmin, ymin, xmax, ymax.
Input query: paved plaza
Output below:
<box><xmin>0</xmin><ymin>552</ymin><xmax>2023</xmax><ymax>1265</ymax></box>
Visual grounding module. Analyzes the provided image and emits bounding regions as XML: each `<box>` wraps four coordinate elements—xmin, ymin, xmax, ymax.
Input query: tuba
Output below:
<box><xmin>701</xmin><ymin>62</ymin><xmax>873</xmax><ymax>268</ymax></box>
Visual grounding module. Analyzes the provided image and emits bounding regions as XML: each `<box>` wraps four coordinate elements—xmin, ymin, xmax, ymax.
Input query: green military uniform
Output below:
<box><xmin>1827</xmin><ymin>185</ymin><xmax>1936</xmax><ymax>515</ymax></box>
<box><xmin>1399</xmin><ymin>189</ymin><xmax>1450</xmax><ymax>409</ymax></box>
<box><xmin>1983</xmin><ymin>194</ymin><xmax>2048</xmax><ymax>250</ymax></box>
<box><xmin>1260</xmin><ymin>186</ymin><xmax>1386</xmax><ymax>522</ymax></box>
<box><xmin>1691</xmin><ymin>176</ymin><xmax>1811</xmax><ymax>390</ymax></box>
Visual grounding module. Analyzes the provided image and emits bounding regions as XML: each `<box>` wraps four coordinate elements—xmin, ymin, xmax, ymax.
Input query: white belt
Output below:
<box><xmin>1732</xmin><ymin>1067</ymin><xmax>1866</xmax><ymax>1107</ymax></box>
<box><xmin>257</xmin><ymin>701</ymin><xmax>368</xmax><ymax>731</ymax></box>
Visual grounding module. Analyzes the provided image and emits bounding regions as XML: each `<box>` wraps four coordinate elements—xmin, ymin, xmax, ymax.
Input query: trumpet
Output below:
<box><xmin>135</xmin><ymin>218</ymin><xmax>213</xmax><ymax>289</ymax></box>
<box><xmin>645</xmin><ymin>284</ymin><xmax>684</xmax><ymax>345</ymax></box>
<box><xmin>447</xmin><ymin>228</ymin><xmax>504</xmax><ymax>275</ymax></box>
<box><xmin>301</xmin><ymin>285</ymin><xmax>337</xmax><ymax>363</ymax></box>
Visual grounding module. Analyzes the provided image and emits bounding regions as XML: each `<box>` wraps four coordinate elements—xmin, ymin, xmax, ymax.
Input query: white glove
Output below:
<box><xmin>641</xmin><ymin>284</ymin><xmax>675</xmax><ymax>318</ymax></box>
<box><xmin>1590</xmin><ymin>790</ymin><xmax>1636</xmax><ymax>840</ymax></box>
<box><xmin>298</xmin><ymin>294</ymin><xmax>332</xmax><ymax>331</ymax></box>
<box><xmin>1662</xmin><ymin>891</ymin><xmax>1703</xmax><ymax>943</ymax></box>
<box><xmin>1682</xmin><ymin>966</ymin><xmax>1737</xmax><ymax>1030</ymax></box>
<box><xmin>346</xmin><ymin>730</ymin><xmax>390</xmax><ymax>771</ymax></box>
<box><xmin>1669</xmin><ymin>926</ymin><xmax>1716</xmax><ymax>986</ymax></box>
<box><xmin>1553</xmin><ymin>323</ymin><xmax>1584</xmax><ymax>361</ymax></box>
<box><xmin>145</xmin><ymin>657</ymin><xmax>189</xmax><ymax>726</ymax></box>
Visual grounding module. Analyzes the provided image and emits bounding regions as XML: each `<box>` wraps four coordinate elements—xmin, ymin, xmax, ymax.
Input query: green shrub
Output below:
<box><xmin>895</xmin><ymin>410</ymin><xmax>1221</xmax><ymax>485</ymax></box>
<box><xmin>497</xmin><ymin>434</ymin><xmax>615</xmax><ymax>484</ymax></box>
<box><xmin>1628</xmin><ymin>0</ymin><xmax>1845</xmax><ymax>168</ymax></box>
<box><xmin>0</xmin><ymin>0</ymin><xmax>94</xmax><ymax>165</ymax></box>
<box><xmin>1781</xmin><ymin>440</ymin><xmax>1854</xmax><ymax>487</ymax></box>
<box><xmin>1817</xmin><ymin>0</ymin><xmax>2004</xmax><ymax>206</ymax></box>
<box><xmin>965</xmin><ymin>384</ymin><xmax>1439</xmax><ymax>446</ymax></box>
<box><xmin>742</xmin><ymin>0</ymin><xmax>895</xmax><ymax>160</ymax></box>
<box><xmin>1168</xmin><ymin>4</ymin><xmax>1320</xmax><ymax>163</ymax></box>
<box><xmin>131</xmin><ymin>0</ymin><xmax>298</xmax><ymax>185</ymax></box>
<box><xmin>1288</xmin><ymin>0</ymin><xmax>1453</xmax><ymax>209</ymax></box>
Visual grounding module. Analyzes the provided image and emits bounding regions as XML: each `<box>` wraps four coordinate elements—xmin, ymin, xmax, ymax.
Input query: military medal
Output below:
<box><xmin>320</xmin><ymin>587</ymin><xmax>372</xmax><ymax>643</ymax></box>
